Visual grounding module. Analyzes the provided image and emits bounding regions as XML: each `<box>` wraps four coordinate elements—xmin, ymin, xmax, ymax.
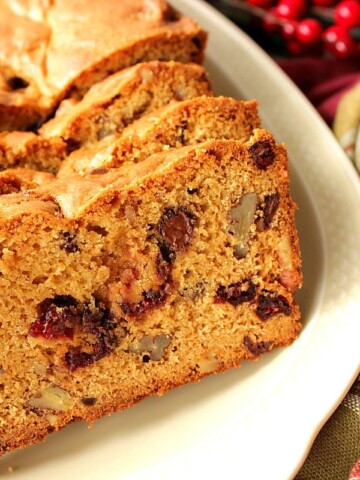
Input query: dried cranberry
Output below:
<box><xmin>7</xmin><ymin>76</ymin><xmax>29</xmax><ymax>90</ymax></box>
<box><xmin>158</xmin><ymin>207</ymin><xmax>197</xmax><ymax>259</ymax></box>
<box><xmin>64</xmin><ymin>138</ymin><xmax>81</xmax><ymax>154</ymax></box>
<box><xmin>175</xmin><ymin>119</ymin><xmax>188</xmax><ymax>144</ymax></box>
<box><xmin>86</xmin><ymin>225</ymin><xmax>108</xmax><ymax>236</ymax></box>
<box><xmin>158</xmin><ymin>240</ymin><xmax>175</xmax><ymax>263</ymax></box>
<box><xmin>0</xmin><ymin>178</ymin><xmax>22</xmax><ymax>195</ymax></box>
<box><xmin>64</xmin><ymin>306</ymin><xmax>118</xmax><ymax>371</ymax></box>
<box><xmin>156</xmin><ymin>254</ymin><xmax>172</xmax><ymax>281</ymax></box>
<box><xmin>81</xmin><ymin>397</ymin><xmax>97</xmax><ymax>406</ymax></box>
<box><xmin>30</xmin><ymin>296</ymin><xmax>119</xmax><ymax>370</ymax></box>
<box><xmin>28</xmin><ymin>296</ymin><xmax>79</xmax><ymax>340</ymax></box>
<box><xmin>244</xmin><ymin>336</ymin><xmax>273</xmax><ymax>355</ymax></box>
<box><xmin>120</xmin><ymin>288</ymin><xmax>168</xmax><ymax>317</ymax></box>
<box><xmin>89</xmin><ymin>168</ymin><xmax>110</xmax><ymax>175</ymax></box>
<box><xmin>60</xmin><ymin>232</ymin><xmax>79</xmax><ymax>253</ymax></box>
<box><xmin>162</xmin><ymin>4</ymin><xmax>179</xmax><ymax>22</ymax></box>
<box><xmin>66</xmin><ymin>349</ymin><xmax>95</xmax><ymax>371</ymax></box>
<box><xmin>119</xmin><ymin>252</ymin><xmax>172</xmax><ymax>318</ymax></box>
<box><xmin>215</xmin><ymin>280</ymin><xmax>256</xmax><ymax>306</ymax></box>
<box><xmin>79</xmin><ymin>304</ymin><xmax>115</xmax><ymax>334</ymax></box>
<box><xmin>256</xmin><ymin>294</ymin><xmax>292</xmax><ymax>320</ymax></box>
<box><xmin>248</xmin><ymin>140</ymin><xmax>275</xmax><ymax>170</ymax></box>
<box><xmin>256</xmin><ymin>193</ymin><xmax>280</xmax><ymax>231</ymax></box>
<box><xmin>28</xmin><ymin>407</ymin><xmax>45</xmax><ymax>417</ymax></box>
<box><xmin>65</xmin><ymin>332</ymin><xmax>118</xmax><ymax>371</ymax></box>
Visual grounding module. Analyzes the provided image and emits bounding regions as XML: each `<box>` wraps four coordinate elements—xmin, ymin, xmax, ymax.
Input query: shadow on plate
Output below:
<box><xmin>205</xmin><ymin>57</ymin><xmax>247</xmax><ymax>98</ymax></box>
<box><xmin>291</xmin><ymin>167</ymin><xmax>326</xmax><ymax>327</ymax></box>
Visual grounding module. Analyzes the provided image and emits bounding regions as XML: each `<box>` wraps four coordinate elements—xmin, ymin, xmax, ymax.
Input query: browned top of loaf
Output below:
<box><xmin>0</xmin><ymin>131</ymin><xmax>67</xmax><ymax>173</ymax></box>
<box><xmin>0</xmin><ymin>0</ymin><xmax>206</xmax><ymax>130</ymax></box>
<box><xmin>39</xmin><ymin>61</ymin><xmax>213</xmax><ymax>142</ymax></box>
<box><xmin>0</xmin><ymin>129</ymin><xmax>287</xmax><ymax>222</ymax></box>
<box><xmin>0</xmin><ymin>168</ymin><xmax>55</xmax><ymax>195</ymax></box>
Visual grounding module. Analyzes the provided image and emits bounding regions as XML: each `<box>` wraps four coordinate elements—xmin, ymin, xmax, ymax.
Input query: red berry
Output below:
<box><xmin>323</xmin><ymin>25</ymin><xmax>350</xmax><ymax>44</ymax></box>
<box><xmin>286</xmin><ymin>39</ymin><xmax>305</xmax><ymax>55</ymax></box>
<box><xmin>296</xmin><ymin>18</ymin><xmax>323</xmax><ymax>44</ymax></box>
<box><xmin>281</xmin><ymin>20</ymin><xmax>298</xmax><ymax>40</ymax></box>
<box><xmin>334</xmin><ymin>0</ymin><xmax>360</xmax><ymax>28</ymax></box>
<box><xmin>262</xmin><ymin>8</ymin><xmax>280</xmax><ymax>33</ymax></box>
<box><xmin>276</xmin><ymin>0</ymin><xmax>307</xmax><ymax>20</ymax></box>
<box><xmin>332</xmin><ymin>36</ymin><xmax>358</xmax><ymax>58</ymax></box>
<box><xmin>247</xmin><ymin>0</ymin><xmax>274</xmax><ymax>6</ymax></box>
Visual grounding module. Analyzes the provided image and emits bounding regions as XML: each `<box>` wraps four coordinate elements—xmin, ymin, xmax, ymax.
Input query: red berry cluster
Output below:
<box><xmin>245</xmin><ymin>0</ymin><xmax>360</xmax><ymax>57</ymax></box>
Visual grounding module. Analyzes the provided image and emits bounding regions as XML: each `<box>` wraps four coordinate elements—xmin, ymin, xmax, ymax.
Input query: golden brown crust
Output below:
<box><xmin>40</xmin><ymin>61</ymin><xmax>213</xmax><ymax>146</ymax></box>
<box><xmin>0</xmin><ymin>168</ymin><xmax>55</xmax><ymax>195</ymax></box>
<box><xmin>0</xmin><ymin>131</ymin><xmax>67</xmax><ymax>173</ymax></box>
<box><xmin>0</xmin><ymin>0</ymin><xmax>206</xmax><ymax>131</ymax></box>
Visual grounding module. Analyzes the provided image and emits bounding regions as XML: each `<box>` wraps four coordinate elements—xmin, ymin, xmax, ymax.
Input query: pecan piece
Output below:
<box><xmin>81</xmin><ymin>397</ymin><xmax>97</xmax><ymax>406</ymax></box>
<box><xmin>131</xmin><ymin>334</ymin><xmax>172</xmax><ymax>361</ymax></box>
<box><xmin>228</xmin><ymin>193</ymin><xmax>257</xmax><ymax>259</ymax></box>
<box><xmin>27</xmin><ymin>386</ymin><xmax>74</xmax><ymax>412</ymax></box>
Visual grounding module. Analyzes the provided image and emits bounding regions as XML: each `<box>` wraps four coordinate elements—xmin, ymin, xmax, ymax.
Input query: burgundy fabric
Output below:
<box><xmin>276</xmin><ymin>58</ymin><xmax>360</xmax><ymax>124</ymax></box>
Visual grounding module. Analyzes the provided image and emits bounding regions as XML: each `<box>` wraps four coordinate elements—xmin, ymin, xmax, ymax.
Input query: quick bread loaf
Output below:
<box><xmin>0</xmin><ymin>0</ymin><xmax>302</xmax><ymax>458</ymax></box>
<box><xmin>0</xmin><ymin>130</ymin><xmax>302</xmax><ymax>455</ymax></box>
<box><xmin>0</xmin><ymin>0</ymin><xmax>206</xmax><ymax>131</ymax></box>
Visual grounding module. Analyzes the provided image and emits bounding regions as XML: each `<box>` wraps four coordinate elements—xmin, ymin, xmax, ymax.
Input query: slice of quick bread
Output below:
<box><xmin>0</xmin><ymin>129</ymin><xmax>302</xmax><ymax>455</ymax></box>
<box><xmin>58</xmin><ymin>97</ymin><xmax>260</xmax><ymax>177</ymax></box>
<box><xmin>40</xmin><ymin>62</ymin><xmax>213</xmax><ymax>147</ymax></box>
<box><xmin>0</xmin><ymin>62</ymin><xmax>213</xmax><ymax>173</ymax></box>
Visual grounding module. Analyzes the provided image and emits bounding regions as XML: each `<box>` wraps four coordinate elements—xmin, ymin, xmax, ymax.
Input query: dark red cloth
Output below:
<box><xmin>276</xmin><ymin>58</ymin><xmax>360</xmax><ymax>124</ymax></box>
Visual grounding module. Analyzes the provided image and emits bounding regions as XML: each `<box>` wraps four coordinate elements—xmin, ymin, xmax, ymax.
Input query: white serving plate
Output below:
<box><xmin>1</xmin><ymin>1</ymin><xmax>360</xmax><ymax>479</ymax></box>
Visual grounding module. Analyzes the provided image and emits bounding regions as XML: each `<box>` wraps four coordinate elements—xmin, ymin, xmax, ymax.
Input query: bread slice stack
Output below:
<box><xmin>0</xmin><ymin>0</ymin><xmax>206</xmax><ymax>131</ymax></box>
<box><xmin>0</xmin><ymin>0</ymin><xmax>302</xmax><ymax>457</ymax></box>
